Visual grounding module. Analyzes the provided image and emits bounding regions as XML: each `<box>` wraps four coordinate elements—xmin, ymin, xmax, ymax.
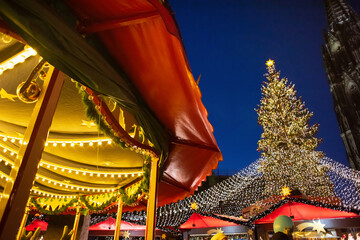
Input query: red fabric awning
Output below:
<box><xmin>62</xmin><ymin>0</ymin><xmax>222</xmax><ymax>206</ymax></box>
<box><xmin>254</xmin><ymin>202</ymin><xmax>359</xmax><ymax>224</ymax></box>
<box><xmin>25</xmin><ymin>219</ymin><xmax>48</xmax><ymax>232</ymax></box>
<box><xmin>179</xmin><ymin>213</ymin><xmax>238</xmax><ymax>229</ymax></box>
<box><xmin>89</xmin><ymin>217</ymin><xmax>146</xmax><ymax>231</ymax></box>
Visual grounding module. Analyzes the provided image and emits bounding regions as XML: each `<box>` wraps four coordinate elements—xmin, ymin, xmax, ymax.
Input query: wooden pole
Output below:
<box><xmin>0</xmin><ymin>68</ymin><xmax>65</xmax><ymax>239</ymax></box>
<box><xmin>15</xmin><ymin>202</ymin><xmax>31</xmax><ymax>240</ymax></box>
<box><xmin>70</xmin><ymin>204</ymin><xmax>81</xmax><ymax>240</ymax></box>
<box><xmin>114</xmin><ymin>197</ymin><xmax>123</xmax><ymax>240</ymax></box>
<box><xmin>145</xmin><ymin>156</ymin><xmax>159</xmax><ymax>240</ymax></box>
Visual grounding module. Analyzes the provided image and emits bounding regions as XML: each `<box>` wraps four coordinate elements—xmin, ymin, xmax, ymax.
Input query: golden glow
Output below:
<box><xmin>0</xmin><ymin>45</ymin><xmax>37</xmax><ymax>75</ymax></box>
<box><xmin>266</xmin><ymin>59</ymin><xmax>274</xmax><ymax>67</ymax></box>
<box><xmin>190</xmin><ymin>202</ymin><xmax>198</xmax><ymax>210</ymax></box>
<box><xmin>281</xmin><ymin>186</ymin><xmax>292</xmax><ymax>197</ymax></box>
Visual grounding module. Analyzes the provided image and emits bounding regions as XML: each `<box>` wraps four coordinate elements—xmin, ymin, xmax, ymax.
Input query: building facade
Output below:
<box><xmin>322</xmin><ymin>0</ymin><xmax>360</xmax><ymax>170</ymax></box>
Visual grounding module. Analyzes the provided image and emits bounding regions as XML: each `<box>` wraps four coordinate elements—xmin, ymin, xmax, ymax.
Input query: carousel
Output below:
<box><xmin>0</xmin><ymin>0</ymin><xmax>222</xmax><ymax>239</ymax></box>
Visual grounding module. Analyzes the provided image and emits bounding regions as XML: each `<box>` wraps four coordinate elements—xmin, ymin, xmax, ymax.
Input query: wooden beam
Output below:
<box><xmin>114</xmin><ymin>197</ymin><xmax>123</xmax><ymax>240</ymax></box>
<box><xmin>145</xmin><ymin>156</ymin><xmax>159</xmax><ymax>240</ymax></box>
<box><xmin>0</xmin><ymin>68</ymin><xmax>65</xmax><ymax>239</ymax></box>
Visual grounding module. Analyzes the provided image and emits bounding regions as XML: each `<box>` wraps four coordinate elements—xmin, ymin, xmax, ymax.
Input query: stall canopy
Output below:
<box><xmin>179</xmin><ymin>213</ymin><xmax>238</xmax><ymax>229</ymax></box>
<box><xmin>89</xmin><ymin>217</ymin><xmax>146</xmax><ymax>231</ymax></box>
<box><xmin>254</xmin><ymin>202</ymin><xmax>359</xmax><ymax>224</ymax></box>
<box><xmin>25</xmin><ymin>219</ymin><xmax>48</xmax><ymax>232</ymax></box>
<box><xmin>0</xmin><ymin>0</ymin><xmax>222</xmax><ymax>214</ymax></box>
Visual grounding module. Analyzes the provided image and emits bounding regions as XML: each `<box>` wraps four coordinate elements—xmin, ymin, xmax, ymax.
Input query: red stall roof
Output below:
<box><xmin>255</xmin><ymin>202</ymin><xmax>359</xmax><ymax>224</ymax></box>
<box><xmin>179</xmin><ymin>213</ymin><xmax>238</xmax><ymax>229</ymax></box>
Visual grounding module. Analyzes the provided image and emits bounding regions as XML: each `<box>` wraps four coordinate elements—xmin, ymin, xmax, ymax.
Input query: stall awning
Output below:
<box><xmin>179</xmin><ymin>213</ymin><xmax>238</xmax><ymax>229</ymax></box>
<box><xmin>254</xmin><ymin>202</ymin><xmax>359</xmax><ymax>224</ymax></box>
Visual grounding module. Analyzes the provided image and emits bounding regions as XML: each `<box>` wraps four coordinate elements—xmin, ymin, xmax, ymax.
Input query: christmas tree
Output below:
<box><xmin>256</xmin><ymin>59</ymin><xmax>334</xmax><ymax>197</ymax></box>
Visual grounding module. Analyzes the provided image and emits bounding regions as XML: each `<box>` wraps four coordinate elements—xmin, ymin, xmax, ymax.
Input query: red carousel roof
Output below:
<box><xmin>61</xmin><ymin>0</ymin><xmax>223</xmax><ymax>204</ymax></box>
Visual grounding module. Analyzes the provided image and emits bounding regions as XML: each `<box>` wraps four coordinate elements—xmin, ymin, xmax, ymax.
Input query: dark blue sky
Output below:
<box><xmin>169</xmin><ymin>0</ymin><xmax>360</xmax><ymax>175</ymax></box>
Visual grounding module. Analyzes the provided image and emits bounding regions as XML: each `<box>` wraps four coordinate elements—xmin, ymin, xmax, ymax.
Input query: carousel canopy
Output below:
<box><xmin>0</xmin><ymin>0</ymin><xmax>222</xmax><ymax>214</ymax></box>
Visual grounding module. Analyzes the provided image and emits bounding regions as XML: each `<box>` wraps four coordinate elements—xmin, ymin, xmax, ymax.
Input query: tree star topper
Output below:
<box><xmin>266</xmin><ymin>59</ymin><xmax>274</xmax><ymax>67</ymax></box>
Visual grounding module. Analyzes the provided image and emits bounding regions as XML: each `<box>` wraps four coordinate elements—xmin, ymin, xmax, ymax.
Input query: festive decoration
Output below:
<box><xmin>273</xmin><ymin>215</ymin><xmax>293</xmax><ymax>233</ymax></box>
<box><xmin>0</xmin><ymin>88</ymin><xmax>17</xmax><ymax>101</ymax></box>
<box><xmin>297</xmin><ymin>219</ymin><xmax>326</xmax><ymax>234</ymax></box>
<box><xmin>191</xmin><ymin>202</ymin><xmax>198</xmax><ymax>211</ymax></box>
<box><xmin>280</xmin><ymin>186</ymin><xmax>291</xmax><ymax>198</ymax></box>
<box><xmin>256</xmin><ymin>60</ymin><xmax>334</xmax><ymax>197</ymax></box>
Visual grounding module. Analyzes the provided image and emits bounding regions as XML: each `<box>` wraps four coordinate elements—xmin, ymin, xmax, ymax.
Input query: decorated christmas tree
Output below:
<box><xmin>256</xmin><ymin>59</ymin><xmax>334</xmax><ymax>197</ymax></box>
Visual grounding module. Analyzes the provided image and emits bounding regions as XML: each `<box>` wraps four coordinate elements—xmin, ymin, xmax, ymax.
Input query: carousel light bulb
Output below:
<box><xmin>2</xmin><ymin>137</ymin><xmax>7</xmax><ymax>141</ymax></box>
<box><xmin>80</xmin><ymin>142</ymin><xmax>83</xmax><ymax>147</ymax></box>
<box><xmin>11</xmin><ymin>139</ymin><xmax>15</xmax><ymax>143</ymax></box>
<box><xmin>62</xmin><ymin>143</ymin><xmax>66</xmax><ymax>147</ymax></box>
<box><xmin>71</xmin><ymin>143</ymin><xmax>75</xmax><ymax>147</ymax></box>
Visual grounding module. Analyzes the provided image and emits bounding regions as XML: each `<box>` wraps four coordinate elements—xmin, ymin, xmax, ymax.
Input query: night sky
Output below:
<box><xmin>169</xmin><ymin>0</ymin><xmax>360</xmax><ymax>175</ymax></box>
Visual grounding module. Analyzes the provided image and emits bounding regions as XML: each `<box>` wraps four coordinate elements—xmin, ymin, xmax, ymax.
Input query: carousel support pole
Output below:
<box><xmin>16</xmin><ymin>202</ymin><xmax>31</xmax><ymax>240</ymax></box>
<box><xmin>145</xmin><ymin>156</ymin><xmax>159</xmax><ymax>240</ymax></box>
<box><xmin>114</xmin><ymin>197</ymin><xmax>123</xmax><ymax>240</ymax></box>
<box><xmin>71</xmin><ymin>202</ymin><xmax>82</xmax><ymax>240</ymax></box>
<box><xmin>0</xmin><ymin>68</ymin><xmax>65</xmax><ymax>239</ymax></box>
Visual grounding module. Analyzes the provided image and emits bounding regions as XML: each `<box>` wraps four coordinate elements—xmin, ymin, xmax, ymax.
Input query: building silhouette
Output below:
<box><xmin>322</xmin><ymin>0</ymin><xmax>360</xmax><ymax>170</ymax></box>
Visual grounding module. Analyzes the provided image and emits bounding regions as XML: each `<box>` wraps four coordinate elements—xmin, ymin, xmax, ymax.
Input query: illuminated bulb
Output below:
<box><xmin>89</xmin><ymin>142</ymin><xmax>93</xmax><ymax>146</ymax></box>
<box><xmin>45</xmin><ymin>142</ymin><xmax>48</xmax><ymax>146</ymax></box>
<box><xmin>69</xmin><ymin>170</ymin><xmax>72</xmax><ymax>173</ymax></box>
<box><xmin>125</xmin><ymin>174</ymin><xmax>128</xmax><ymax>177</ymax></box>
<box><xmin>71</xmin><ymin>186</ymin><xmax>74</xmax><ymax>189</ymax></box>
<box><xmin>76</xmin><ymin>171</ymin><xmax>79</xmax><ymax>174</ymax></box>
<box><xmin>54</xmin><ymin>166</ymin><xmax>58</xmax><ymax>170</ymax></box>
<box><xmin>138</xmin><ymin>173</ymin><xmax>141</xmax><ymax>176</ymax></box>
<box><xmin>11</xmin><ymin>139</ymin><xmax>15</xmax><ymax>143</ymax></box>
<box><xmin>2</xmin><ymin>137</ymin><xmax>7</xmax><ymax>141</ymax></box>
<box><xmin>10</xmin><ymin>152</ymin><xmax>14</xmax><ymax>156</ymax></box>
<box><xmin>108</xmin><ymin>140</ymin><xmax>112</xmax><ymax>144</ymax></box>
<box><xmin>42</xmin><ymin>178</ymin><xmax>45</xmax><ymax>181</ymax></box>
<box><xmin>61</xmin><ymin>168</ymin><xmax>64</xmax><ymax>172</ymax></box>
<box><xmin>53</xmin><ymin>143</ymin><xmax>57</xmax><ymax>147</ymax></box>
<box><xmin>4</xmin><ymin>162</ymin><xmax>8</xmax><ymax>165</ymax></box>
<box><xmin>97</xmin><ymin>173</ymin><xmax>100</xmax><ymax>177</ymax></box>
<box><xmin>71</xmin><ymin>143</ymin><xmax>75</xmax><ymax>147</ymax></box>
<box><xmin>3</xmin><ymin>149</ymin><xmax>7</xmax><ymax>153</ymax></box>
<box><xmin>62</xmin><ymin>143</ymin><xmax>65</xmax><ymax>147</ymax></box>
<box><xmin>111</xmin><ymin>174</ymin><xmax>114</xmax><ymax>178</ymax></box>
<box><xmin>46</xmin><ymin>165</ymin><xmax>50</xmax><ymax>168</ymax></box>
<box><xmin>23</xmin><ymin>142</ymin><xmax>27</xmax><ymax>145</ymax></box>
<box><xmin>90</xmin><ymin>173</ymin><xmax>93</xmax><ymax>176</ymax></box>
<box><xmin>98</xmin><ymin>141</ymin><xmax>102</xmax><ymax>146</ymax></box>
<box><xmin>104</xmin><ymin>174</ymin><xmax>107</xmax><ymax>177</ymax></box>
<box><xmin>80</xmin><ymin>143</ymin><xmax>83</xmax><ymax>147</ymax></box>
<box><xmin>83</xmin><ymin>172</ymin><xmax>86</xmax><ymax>175</ymax></box>
<box><xmin>76</xmin><ymin>187</ymin><xmax>79</xmax><ymax>190</ymax></box>
<box><xmin>40</xmin><ymin>162</ymin><xmax>43</xmax><ymax>166</ymax></box>
<box><xmin>132</xmin><ymin>174</ymin><xmax>135</xmax><ymax>177</ymax></box>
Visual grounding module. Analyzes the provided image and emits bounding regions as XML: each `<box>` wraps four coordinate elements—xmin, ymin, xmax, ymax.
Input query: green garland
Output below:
<box><xmin>30</xmin><ymin>197</ymin><xmax>78</xmax><ymax>215</ymax></box>
<box><xmin>80</xmin><ymin>194</ymin><xmax>118</xmax><ymax>211</ymax></box>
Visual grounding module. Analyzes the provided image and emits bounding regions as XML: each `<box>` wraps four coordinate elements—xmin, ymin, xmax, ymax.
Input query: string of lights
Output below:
<box><xmin>120</xmin><ymin>157</ymin><xmax>360</xmax><ymax>230</ymax></box>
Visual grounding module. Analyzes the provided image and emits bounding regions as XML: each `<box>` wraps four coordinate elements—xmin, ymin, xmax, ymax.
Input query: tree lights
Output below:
<box><xmin>256</xmin><ymin>60</ymin><xmax>333</xmax><ymax>197</ymax></box>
